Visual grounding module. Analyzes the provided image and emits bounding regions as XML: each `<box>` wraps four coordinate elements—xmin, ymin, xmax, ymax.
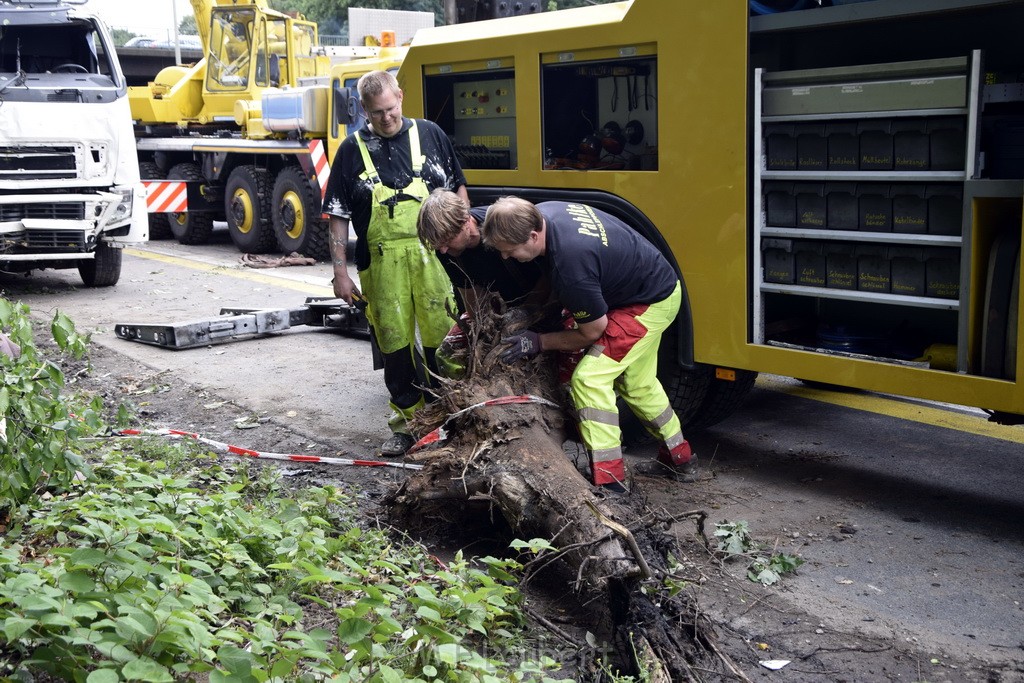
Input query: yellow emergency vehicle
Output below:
<box><xmin>396</xmin><ymin>0</ymin><xmax>1024</xmax><ymax>427</ymax></box>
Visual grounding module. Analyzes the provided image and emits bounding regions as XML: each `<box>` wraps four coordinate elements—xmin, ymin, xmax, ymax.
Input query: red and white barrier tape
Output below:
<box><xmin>408</xmin><ymin>394</ymin><xmax>558</xmax><ymax>454</ymax></box>
<box><xmin>114</xmin><ymin>428</ymin><xmax>424</xmax><ymax>471</ymax></box>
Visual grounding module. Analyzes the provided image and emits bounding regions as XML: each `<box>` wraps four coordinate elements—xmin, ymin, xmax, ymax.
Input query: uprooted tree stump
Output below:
<box><xmin>385</xmin><ymin>298</ymin><xmax>745</xmax><ymax>681</ymax></box>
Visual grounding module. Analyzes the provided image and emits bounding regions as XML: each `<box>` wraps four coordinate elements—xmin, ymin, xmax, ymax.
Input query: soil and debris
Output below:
<box><xmin>46</xmin><ymin>325</ymin><xmax>1023</xmax><ymax>682</ymax></box>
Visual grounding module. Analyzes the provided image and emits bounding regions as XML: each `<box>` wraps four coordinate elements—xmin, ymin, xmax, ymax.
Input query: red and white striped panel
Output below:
<box><xmin>308</xmin><ymin>139</ymin><xmax>330</xmax><ymax>199</ymax></box>
<box><xmin>309</xmin><ymin>139</ymin><xmax>330</xmax><ymax>219</ymax></box>
<box><xmin>143</xmin><ymin>181</ymin><xmax>188</xmax><ymax>213</ymax></box>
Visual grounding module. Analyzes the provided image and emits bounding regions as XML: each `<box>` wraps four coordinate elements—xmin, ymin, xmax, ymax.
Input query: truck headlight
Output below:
<box><xmin>104</xmin><ymin>187</ymin><xmax>134</xmax><ymax>227</ymax></box>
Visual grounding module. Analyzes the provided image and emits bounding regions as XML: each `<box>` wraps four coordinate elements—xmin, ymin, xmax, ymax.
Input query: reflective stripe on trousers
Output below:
<box><xmin>570</xmin><ymin>282</ymin><xmax>683</xmax><ymax>486</ymax></box>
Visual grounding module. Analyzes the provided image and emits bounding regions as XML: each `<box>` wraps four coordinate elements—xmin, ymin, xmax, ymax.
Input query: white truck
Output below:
<box><xmin>0</xmin><ymin>0</ymin><xmax>146</xmax><ymax>287</ymax></box>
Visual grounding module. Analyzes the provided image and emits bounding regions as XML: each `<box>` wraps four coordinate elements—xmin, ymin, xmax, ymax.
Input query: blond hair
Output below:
<box><xmin>418</xmin><ymin>189</ymin><xmax>470</xmax><ymax>250</ymax></box>
<box><xmin>481</xmin><ymin>196</ymin><xmax>542</xmax><ymax>247</ymax></box>
<box><xmin>357</xmin><ymin>70</ymin><xmax>401</xmax><ymax>105</ymax></box>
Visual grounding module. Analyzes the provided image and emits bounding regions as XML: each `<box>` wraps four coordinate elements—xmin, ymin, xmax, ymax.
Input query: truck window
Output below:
<box><xmin>254</xmin><ymin>17</ymin><xmax>287</xmax><ymax>87</ymax></box>
<box><xmin>541</xmin><ymin>50</ymin><xmax>657</xmax><ymax>171</ymax></box>
<box><xmin>0</xmin><ymin>22</ymin><xmax>113</xmax><ymax>80</ymax></box>
<box><xmin>208</xmin><ymin>9</ymin><xmax>254</xmax><ymax>91</ymax></box>
<box><xmin>423</xmin><ymin>66</ymin><xmax>517</xmax><ymax>171</ymax></box>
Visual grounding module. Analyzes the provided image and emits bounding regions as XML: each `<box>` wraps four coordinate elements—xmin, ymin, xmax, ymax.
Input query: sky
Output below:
<box><xmin>87</xmin><ymin>0</ymin><xmax>196</xmax><ymax>40</ymax></box>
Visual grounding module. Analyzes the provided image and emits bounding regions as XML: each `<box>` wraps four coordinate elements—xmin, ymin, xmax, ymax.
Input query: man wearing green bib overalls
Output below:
<box><xmin>322</xmin><ymin>71</ymin><xmax>467</xmax><ymax>456</ymax></box>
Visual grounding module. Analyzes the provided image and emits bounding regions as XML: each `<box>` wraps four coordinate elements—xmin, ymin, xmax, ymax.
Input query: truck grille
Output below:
<box><xmin>0</xmin><ymin>146</ymin><xmax>78</xmax><ymax>180</ymax></box>
<box><xmin>24</xmin><ymin>230</ymin><xmax>87</xmax><ymax>251</ymax></box>
<box><xmin>0</xmin><ymin>230</ymin><xmax>87</xmax><ymax>254</ymax></box>
<box><xmin>0</xmin><ymin>202</ymin><xmax>86</xmax><ymax>222</ymax></box>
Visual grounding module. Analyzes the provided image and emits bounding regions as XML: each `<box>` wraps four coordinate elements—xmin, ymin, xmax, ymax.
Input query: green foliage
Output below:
<box><xmin>178</xmin><ymin>15</ymin><xmax>197</xmax><ymax>35</ymax></box>
<box><xmin>111</xmin><ymin>29</ymin><xmax>139</xmax><ymax>46</ymax></box>
<box><xmin>0</xmin><ymin>386</ymin><xmax>563</xmax><ymax>681</ymax></box>
<box><xmin>0</xmin><ymin>304</ymin><xmax>567</xmax><ymax>680</ymax></box>
<box><xmin>0</xmin><ymin>302</ymin><xmax>97</xmax><ymax>517</ymax></box>
<box><xmin>714</xmin><ymin>520</ymin><xmax>804</xmax><ymax>586</ymax></box>
<box><xmin>0</xmin><ymin>448</ymin><xmax>563</xmax><ymax>679</ymax></box>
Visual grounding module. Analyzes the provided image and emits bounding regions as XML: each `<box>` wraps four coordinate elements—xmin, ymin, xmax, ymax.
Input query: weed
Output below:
<box><xmin>714</xmin><ymin>520</ymin><xmax>804</xmax><ymax>586</ymax></box>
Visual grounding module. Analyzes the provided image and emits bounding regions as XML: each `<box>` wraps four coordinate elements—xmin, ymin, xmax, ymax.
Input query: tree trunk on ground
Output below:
<box><xmin>385</xmin><ymin>299</ymin><xmax>731</xmax><ymax>679</ymax></box>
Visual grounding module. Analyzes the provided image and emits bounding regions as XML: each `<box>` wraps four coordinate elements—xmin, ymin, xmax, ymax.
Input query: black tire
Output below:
<box><xmin>225</xmin><ymin>165</ymin><xmax>276</xmax><ymax>254</ymax></box>
<box><xmin>659</xmin><ymin>361</ymin><xmax>712</xmax><ymax>427</ymax></box>
<box><xmin>271</xmin><ymin>166</ymin><xmax>330</xmax><ymax>260</ymax></box>
<box><xmin>683</xmin><ymin>369</ymin><xmax>757</xmax><ymax>433</ymax></box>
<box><xmin>167</xmin><ymin>162</ymin><xmax>214</xmax><ymax>245</ymax></box>
<box><xmin>78</xmin><ymin>242</ymin><xmax>122</xmax><ymax>287</ymax></box>
<box><xmin>138</xmin><ymin>161</ymin><xmax>173</xmax><ymax>240</ymax></box>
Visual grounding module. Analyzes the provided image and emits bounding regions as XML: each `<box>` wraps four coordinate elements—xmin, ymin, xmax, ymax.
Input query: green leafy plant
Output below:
<box><xmin>0</xmin><ymin>305</ymin><xmax>566</xmax><ymax>681</ymax></box>
<box><xmin>714</xmin><ymin>520</ymin><xmax>804</xmax><ymax>586</ymax></box>
<box><xmin>0</xmin><ymin>301</ymin><xmax>96</xmax><ymax>518</ymax></box>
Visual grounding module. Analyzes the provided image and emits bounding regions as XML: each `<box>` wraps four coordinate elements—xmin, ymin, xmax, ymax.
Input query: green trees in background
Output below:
<box><xmin>272</xmin><ymin>0</ymin><xmax>616</xmax><ymax>38</ymax></box>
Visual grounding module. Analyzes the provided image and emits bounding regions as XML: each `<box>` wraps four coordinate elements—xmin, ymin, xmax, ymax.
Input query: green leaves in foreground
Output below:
<box><xmin>0</xmin><ymin>443</ymin><xmax>562</xmax><ymax>681</ymax></box>
<box><xmin>0</xmin><ymin>305</ymin><xmax>562</xmax><ymax>680</ymax></box>
<box><xmin>0</xmin><ymin>301</ymin><xmax>96</xmax><ymax>515</ymax></box>
<box><xmin>714</xmin><ymin>520</ymin><xmax>804</xmax><ymax>586</ymax></box>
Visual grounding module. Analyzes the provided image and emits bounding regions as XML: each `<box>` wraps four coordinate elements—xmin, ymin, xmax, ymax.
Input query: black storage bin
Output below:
<box><xmin>980</xmin><ymin>115</ymin><xmax>1024</xmax><ymax>179</ymax></box>
<box><xmin>925</xmin><ymin>248</ymin><xmax>961</xmax><ymax>299</ymax></box>
<box><xmin>762</xmin><ymin>238</ymin><xmax>795</xmax><ymax>284</ymax></box>
<box><xmin>826</xmin><ymin>182</ymin><xmax>858</xmax><ymax>231</ymax></box>
<box><xmin>795</xmin><ymin>241</ymin><xmax>827</xmax><ymax>287</ymax></box>
<box><xmin>890</xmin><ymin>246</ymin><xmax>926</xmax><ymax>296</ymax></box>
<box><xmin>892</xmin><ymin>118</ymin><xmax>930</xmax><ymax>171</ymax></box>
<box><xmin>824</xmin><ymin>242</ymin><xmax>857</xmax><ymax>290</ymax></box>
<box><xmin>765</xmin><ymin>124</ymin><xmax>798</xmax><ymax>171</ymax></box>
<box><xmin>926</xmin><ymin>185</ymin><xmax>964</xmax><ymax>236</ymax></box>
<box><xmin>856</xmin><ymin>244</ymin><xmax>891</xmax><ymax>293</ymax></box>
<box><xmin>858</xmin><ymin>184</ymin><xmax>892</xmax><ymax>232</ymax></box>
<box><xmin>764</xmin><ymin>182</ymin><xmax>796</xmax><ymax>227</ymax></box>
<box><xmin>795</xmin><ymin>183</ymin><xmax>826</xmax><ymax>229</ymax></box>
<box><xmin>929</xmin><ymin>116</ymin><xmax>967</xmax><ymax>172</ymax></box>
<box><xmin>796</xmin><ymin>123</ymin><xmax>828</xmax><ymax>171</ymax></box>
<box><xmin>892</xmin><ymin>184</ymin><xmax>928</xmax><ymax>234</ymax></box>
<box><xmin>827</xmin><ymin>122</ymin><xmax>859</xmax><ymax>171</ymax></box>
<box><xmin>858</xmin><ymin>120</ymin><xmax>893</xmax><ymax>170</ymax></box>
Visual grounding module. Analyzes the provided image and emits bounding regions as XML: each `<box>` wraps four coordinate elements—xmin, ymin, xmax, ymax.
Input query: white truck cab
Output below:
<box><xmin>0</xmin><ymin>0</ymin><xmax>146</xmax><ymax>286</ymax></box>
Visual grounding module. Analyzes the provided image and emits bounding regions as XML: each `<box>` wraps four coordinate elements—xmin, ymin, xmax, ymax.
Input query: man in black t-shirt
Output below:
<box><xmin>481</xmin><ymin>197</ymin><xmax>696</xmax><ymax>492</ymax></box>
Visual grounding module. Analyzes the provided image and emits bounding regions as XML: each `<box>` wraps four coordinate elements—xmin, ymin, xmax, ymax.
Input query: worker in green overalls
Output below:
<box><xmin>323</xmin><ymin>70</ymin><xmax>468</xmax><ymax>456</ymax></box>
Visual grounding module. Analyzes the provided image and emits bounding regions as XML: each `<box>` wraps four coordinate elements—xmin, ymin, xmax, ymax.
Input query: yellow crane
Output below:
<box><xmin>129</xmin><ymin>0</ymin><xmax>405</xmax><ymax>259</ymax></box>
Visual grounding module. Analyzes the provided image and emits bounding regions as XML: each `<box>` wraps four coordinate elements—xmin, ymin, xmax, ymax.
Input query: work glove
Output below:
<box><xmin>499</xmin><ymin>330</ymin><xmax>541</xmax><ymax>364</ymax></box>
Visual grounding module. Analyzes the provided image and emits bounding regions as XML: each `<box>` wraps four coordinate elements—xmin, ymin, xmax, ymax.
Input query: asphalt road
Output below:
<box><xmin>3</xmin><ymin>232</ymin><xmax>1022</xmax><ymax>673</ymax></box>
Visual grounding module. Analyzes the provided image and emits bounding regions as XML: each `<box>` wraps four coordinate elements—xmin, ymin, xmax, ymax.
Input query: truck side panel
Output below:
<box><xmin>400</xmin><ymin>0</ymin><xmax>1024</xmax><ymax>418</ymax></box>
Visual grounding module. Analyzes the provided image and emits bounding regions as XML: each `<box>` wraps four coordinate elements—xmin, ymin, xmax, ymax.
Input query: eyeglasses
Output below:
<box><xmin>366</xmin><ymin>102</ymin><xmax>401</xmax><ymax>120</ymax></box>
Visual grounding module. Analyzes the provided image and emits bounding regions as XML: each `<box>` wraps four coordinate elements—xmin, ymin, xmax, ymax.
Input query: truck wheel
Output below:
<box><xmin>167</xmin><ymin>162</ymin><xmax>214</xmax><ymax>245</ymax></box>
<box><xmin>272</xmin><ymin>166</ymin><xmax>329</xmax><ymax>261</ymax></box>
<box><xmin>78</xmin><ymin>242</ymin><xmax>122</xmax><ymax>287</ymax></box>
<box><xmin>659</xmin><ymin>360</ymin><xmax>712</xmax><ymax>427</ymax></box>
<box><xmin>226</xmin><ymin>165</ymin><xmax>276</xmax><ymax>254</ymax></box>
<box><xmin>683</xmin><ymin>369</ymin><xmax>757</xmax><ymax>433</ymax></box>
<box><xmin>138</xmin><ymin>161</ymin><xmax>173</xmax><ymax>240</ymax></box>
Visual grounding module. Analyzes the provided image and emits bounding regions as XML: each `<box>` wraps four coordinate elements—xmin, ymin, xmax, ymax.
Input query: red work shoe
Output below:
<box><xmin>654</xmin><ymin>441</ymin><xmax>698</xmax><ymax>482</ymax></box>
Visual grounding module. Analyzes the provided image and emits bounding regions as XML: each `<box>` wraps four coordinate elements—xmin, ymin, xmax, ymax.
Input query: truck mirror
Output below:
<box><xmin>333</xmin><ymin>83</ymin><xmax>358</xmax><ymax>126</ymax></box>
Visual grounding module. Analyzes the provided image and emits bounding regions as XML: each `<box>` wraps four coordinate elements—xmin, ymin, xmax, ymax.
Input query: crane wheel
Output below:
<box><xmin>225</xmin><ymin>165</ymin><xmax>276</xmax><ymax>254</ymax></box>
<box><xmin>272</xmin><ymin>166</ymin><xmax>330</xmax><ymax>261</ymax></box>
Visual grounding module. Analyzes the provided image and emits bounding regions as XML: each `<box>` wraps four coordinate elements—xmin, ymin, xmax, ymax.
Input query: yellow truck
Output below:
<box><xmin>397</xmin><ymin>0</ymin><xmax>1024</xmax><ymax>427</ymax></box>
<box><xmin>129</xmin><ymin>0</ymin><xmax>406</xmax><ymax>260</ymax></box>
